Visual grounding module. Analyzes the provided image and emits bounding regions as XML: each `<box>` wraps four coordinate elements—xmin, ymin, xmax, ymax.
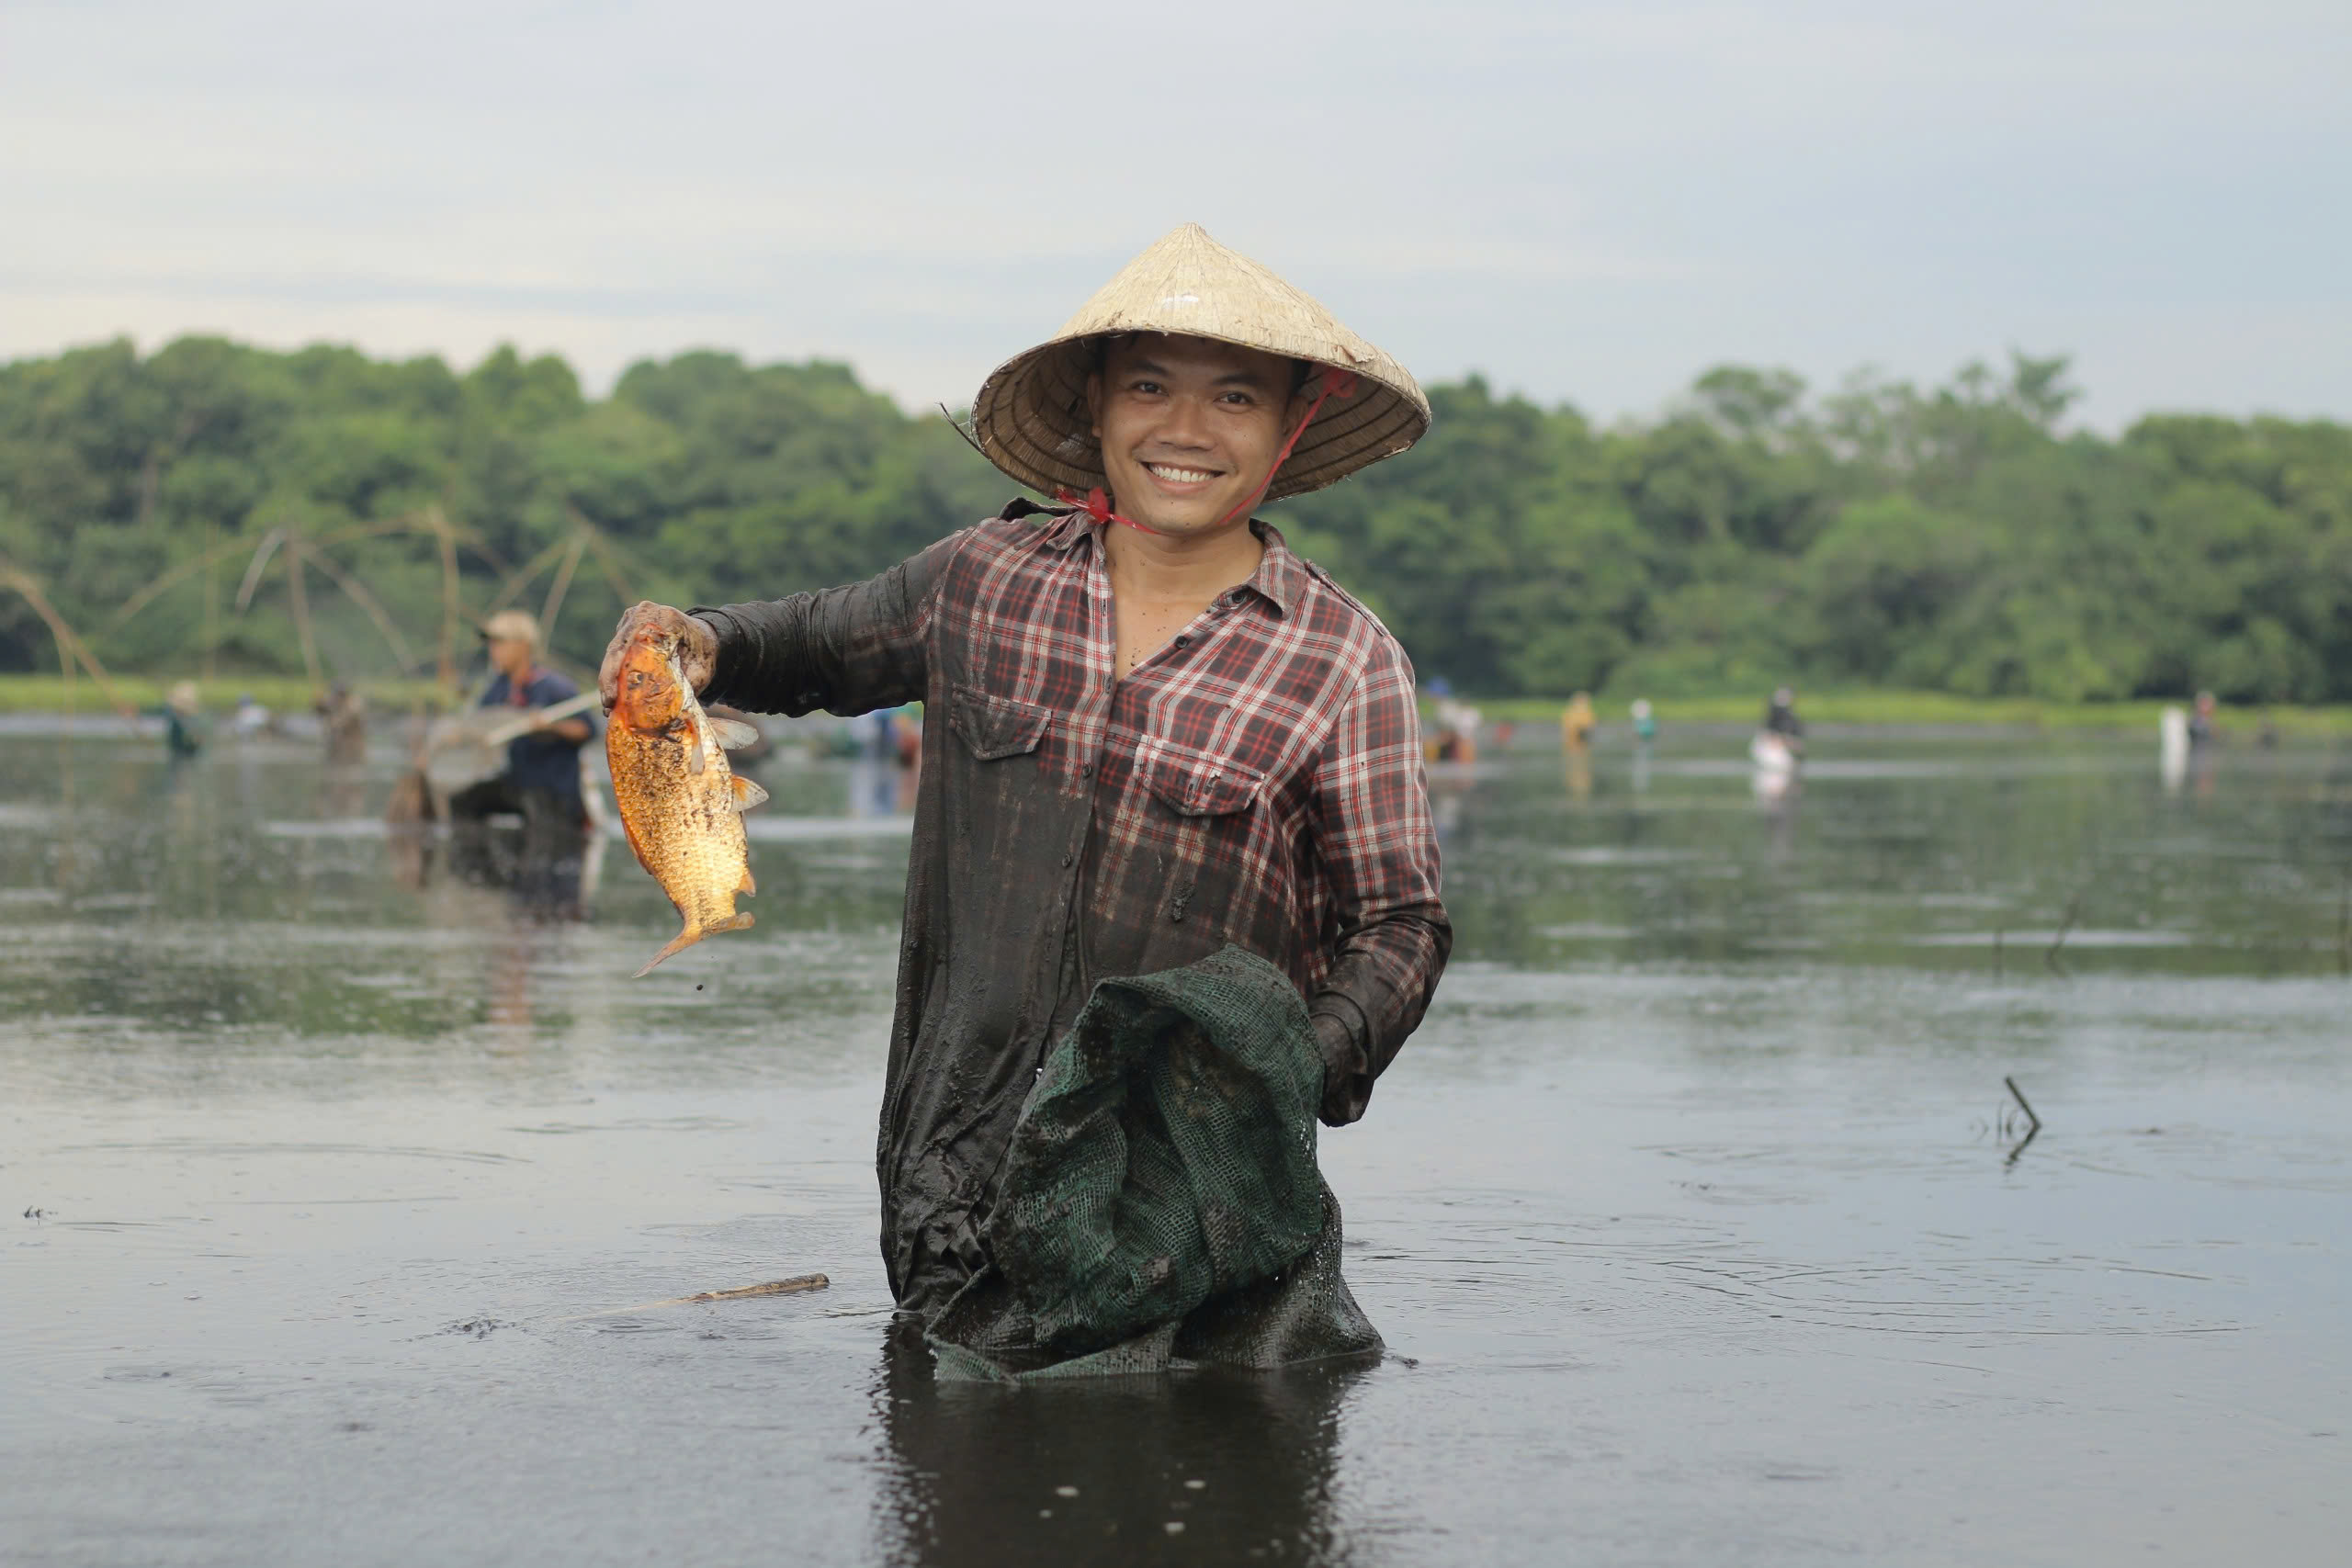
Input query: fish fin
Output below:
<box><xmin>633</xmin><ymin>921</ymin><xmax>707</xmax><ymax>978</ymax></box>
<box><xmin>687</xmin><ymin>737</ymin><xmax>707</xmax><ymax>775</ymax></box>
<box><xmin>709</xmin><ymin>717</ymin><xmax>761</xmax><ymax>750</ymax></box>
<box><xmin>628</xmin><ymin>911</ymin><xmax>754</xmax><ymax>979</ymax></box>
<box><xmin>737</xmin><ymin>865</ymin><xmax>757</xmax><ymax>896</ymax></box>
<box><xmin>625</xmin><ymin>907</ymin><xmax>752</xmax><ymax>982</ymax></box>
<box><xmin>729</xmin><ymin>774</ymin><xmax>769</xmax><ymax>811</ymax></box>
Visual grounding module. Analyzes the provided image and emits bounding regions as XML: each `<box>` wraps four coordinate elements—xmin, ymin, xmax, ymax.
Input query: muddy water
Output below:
<box><xmin>4</xmin><ymin>728</ymin><xmax>2347</xmax><ymax>1565</ymax></box>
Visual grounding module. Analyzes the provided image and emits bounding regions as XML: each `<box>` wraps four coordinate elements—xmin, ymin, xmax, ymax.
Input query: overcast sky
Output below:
<box><xmin>4</xmin><ymin>0</ymin><xmax>2346</xmax><ymax>429</ymax></box>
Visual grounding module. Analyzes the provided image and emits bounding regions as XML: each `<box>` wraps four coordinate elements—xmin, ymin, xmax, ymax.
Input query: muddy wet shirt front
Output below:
<box><xmin>694</xmin><ymin>503</ymin><xmax>1450</xmax><ymax>1312</ymax></box>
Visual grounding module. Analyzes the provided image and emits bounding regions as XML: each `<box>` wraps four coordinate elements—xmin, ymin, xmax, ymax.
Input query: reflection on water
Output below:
<box><xmin>1438</xmin><ymin>728</ymin><xmax>2352</xmax><ymax>976</ymax></box>
<box><xmin>2</xmin><ymin>727</ymin><xmax>2349</xmax><ymax>1566</ymax></box>
<box><xmin>9</xmin><ymin>725</ymin><xmax>2348</xmax><ymax>985</ymax></box>
<box><xmin>875</xmin><ymin>1318</ymin><xmax>1358</xmax><ymax>1564</ymax></box>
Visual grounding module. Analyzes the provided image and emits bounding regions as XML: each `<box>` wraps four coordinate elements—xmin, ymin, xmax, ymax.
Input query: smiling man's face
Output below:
<box><xmin>1087</xmin><ymin>333</ymin><xmax>1308</xmax><ymax>537</ymax></box>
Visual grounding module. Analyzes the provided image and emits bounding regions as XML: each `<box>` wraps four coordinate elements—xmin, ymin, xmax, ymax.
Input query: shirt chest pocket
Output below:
<box><xmin>1133</xmin><ymin>739</ymin><xmax>1270</xmax><ymax>931</ymax></box>
<box><xmin>1139</xmin><ymin>739</ymin><xmax>1265</xmax><ymax>818</ymax></box>
<box><xmin>946</xmin><ymin>683</ymin><xmax>1052</xmax><ymax>761</ymax></box>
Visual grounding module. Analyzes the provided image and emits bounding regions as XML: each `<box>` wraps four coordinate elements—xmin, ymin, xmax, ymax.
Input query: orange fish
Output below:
<box><xmin>605</xmin><ymin>626</ymin><xmax>768</xmax><ymax>976</ymax></box>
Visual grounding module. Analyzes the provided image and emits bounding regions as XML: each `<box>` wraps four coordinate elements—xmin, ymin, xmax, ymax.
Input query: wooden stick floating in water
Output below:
<box><xmin>675</xmin><ymin>1275</ymin><xmax>830</xmax><ymax>1304</ymax></box>
<box><xmin>563</xmin><ymin>1273</ymin><xmax>830</xmax><ymax>1321</ymax></box>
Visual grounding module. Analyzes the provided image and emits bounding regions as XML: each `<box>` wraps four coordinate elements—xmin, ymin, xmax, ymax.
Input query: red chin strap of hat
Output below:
<box><xmin>1057</xmin><ymin>367</ymin><xmax>1359</xmax><ymax>536</ymax></box>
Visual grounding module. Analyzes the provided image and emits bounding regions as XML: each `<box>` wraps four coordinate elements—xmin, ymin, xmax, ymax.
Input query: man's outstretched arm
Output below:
<box><xmin>598</xmin><ymin>533</ymin><xmax>967</xmax><ymax>717</ymax></box>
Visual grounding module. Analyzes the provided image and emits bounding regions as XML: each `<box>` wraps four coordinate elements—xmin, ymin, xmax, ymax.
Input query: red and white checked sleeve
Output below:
<box><xmin>1305</xmin><ymin>634</ymin><xmax>1451</xmax><ymax>1123</ymax></box>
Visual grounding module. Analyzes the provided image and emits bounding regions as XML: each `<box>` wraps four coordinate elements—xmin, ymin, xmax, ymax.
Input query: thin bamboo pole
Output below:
<box><xmin>429</xmin><ymin>504</ymin><xmax>462</xmax><ymax>690</ymax></box>
<box><xmin>201</xmin><ymin>516</ymin><xmax>218</xmax><ymax>682</ymax></box>
<box><xmin>485</xmin><ymin>537</ymin><xmax>574</xmax><ymax>617</ymax></box>
<box><xmin>58</xmin><ymin>597</ymin><xmax>74</xmax><ymax>812</ymax></box>
<box><xmin>574</xmin><ymin>519</ymin><xmax>647</xmax><ymax>607</ymax></box>
<box><xmin>283</xmin><ymin>535</ymin><xmax>322</xmax><ymax>689</ymax></box>
<box><xmin>537</xmin><ymin>533</ymin><xmax>586</xmax><ymax>651</ymax></box>
<box><xmin>113</xmin><ymin>509</ymin><xmax>506</xmax><ymax>692</ymax></box>
<box><xmin>0</xmin><ymin>564</ymin><xmax>135</xmax><ymax>715</ymax></box>
<box><xmin>117</xmin><ymin>534</ymin><xmax>257</xmax><ymax>627</ymax></box>
<box><xmin>298</xmin><ymin>543</ymin><xmax>421</xmax><ymax>671</ymax></box>
<box><xmin>233</xmin><ymin>529</ymin><xmax>285</xmax><ymax>613</ymax></box>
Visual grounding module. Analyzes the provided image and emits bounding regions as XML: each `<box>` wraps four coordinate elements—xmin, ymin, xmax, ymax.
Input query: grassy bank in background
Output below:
<box><xmin>1447</xmin><ymin>690</ymin><xmax>2352</xmax><ymax>737</ymax></box>
<box><xmin>7</xmin><ymin>673</ymin><xmax>2349</xmax><ymax>739</ymax></box>
<box><xmin>0</xmin><ymin>673</ymin><xmax>459</xmax><ymax>716</ymax></box>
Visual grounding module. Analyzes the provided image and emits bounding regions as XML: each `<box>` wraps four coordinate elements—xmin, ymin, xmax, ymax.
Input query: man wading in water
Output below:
<box><xmin>599</xmin><ymin>225</ymin><xmax>1448</xmax><ymax>1356</ymax></box>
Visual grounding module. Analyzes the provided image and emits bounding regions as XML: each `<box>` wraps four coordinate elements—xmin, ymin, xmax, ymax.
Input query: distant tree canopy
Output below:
<box><xmin>3</xmin><ymin>335</ymin><xmax>2347</xmax><ymax>703</ymax></box>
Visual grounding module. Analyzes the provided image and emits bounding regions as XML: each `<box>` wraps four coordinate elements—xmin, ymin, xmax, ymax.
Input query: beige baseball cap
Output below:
<box><xmin>479</xmin><ymin>609</ymin><xmax>541</xmax><ymax>648</ymax></box>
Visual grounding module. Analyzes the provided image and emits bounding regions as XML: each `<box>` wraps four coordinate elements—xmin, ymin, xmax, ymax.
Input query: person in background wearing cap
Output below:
<box><xmin>159</xmin><ymin>680</ymin><xmax>205</xmax><ymax>760</ymax></box>
<box><xmin>598</xmin><ymin>224</ymin><xmax>1450</xmax><ymax>1319</ymax></box>
<box><xmin>450</xmin><ymin>610</ymin><xmax>595</xmax><ymax>889</ymax></box>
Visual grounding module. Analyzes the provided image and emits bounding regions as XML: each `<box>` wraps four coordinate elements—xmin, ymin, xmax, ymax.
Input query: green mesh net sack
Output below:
<box><xmin>927</xmin><ymin>946</ymin><xmax>1382</xmax><ymax>1381</ymax></box>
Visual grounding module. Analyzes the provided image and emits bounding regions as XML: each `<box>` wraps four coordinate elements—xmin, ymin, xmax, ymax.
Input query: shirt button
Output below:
<box><xmin>1080</xmin><ymin>762</ymin><xmax>1092</xmax><ymax>777</ymax></box>
<box><xmin>1173</xmin><ymin>635</ymin><xmax>1189</xmax><ymax>648</ymax></box>
<box><xmin>1060</xmin><ymin>852</ymin><xmax>1074</xmax><ymax>868</ymax></box>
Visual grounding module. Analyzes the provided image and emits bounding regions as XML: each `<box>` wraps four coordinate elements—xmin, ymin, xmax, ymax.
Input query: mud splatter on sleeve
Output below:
<box><xmin>692</xmin><ymin>529</ymin><xmax>971</xmax><ymax>716</ymax></box>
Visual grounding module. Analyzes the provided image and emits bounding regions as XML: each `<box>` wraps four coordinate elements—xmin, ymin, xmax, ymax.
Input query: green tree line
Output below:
<box><xmin>4</xmin><ymin>336</ymin><xmax>2347</xmax><ymax>702</ymax></box>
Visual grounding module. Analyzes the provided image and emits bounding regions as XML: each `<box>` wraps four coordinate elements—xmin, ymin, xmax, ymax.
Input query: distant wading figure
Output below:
<box><xmin>160</xmin><ymin>681</ymin><xmax>204</xmax><ymax>760</ymax></box>
<box><xmin>2188</xmin><ymin>690</ymin><xmax>2218</xmax><ymax>750</ymax></box>
<box><xmin>1561</xmin><ymin>691</ymin><xmax>1597</xmax><ymax>750</ymax></box>
<box><xmin>449</xmin><ymin>609</ymin><xmax>596</xmax><ymax>910</ymax></box>
<box><xmin>1753</xmin><ymin>684</ymin><xmax>1804</xmax><ymax>772</ymax></box>
<box><xmin>317</xmin><ymin>682</ymin><xmax>367</xmax><ymax>766</ymax></box>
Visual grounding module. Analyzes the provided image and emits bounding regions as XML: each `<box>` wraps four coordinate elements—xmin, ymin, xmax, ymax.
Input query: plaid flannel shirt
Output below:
<box><xmin>695</xmin><ymin>502</ymin><xmax>1449</xmax><ymax>1309</ymax></box>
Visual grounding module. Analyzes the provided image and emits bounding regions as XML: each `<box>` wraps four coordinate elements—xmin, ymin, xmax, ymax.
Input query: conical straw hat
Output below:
<box><xmin>971</xmin><ymin>224</ymin><xmax>1430</xmax><ymax>504</ymax></box>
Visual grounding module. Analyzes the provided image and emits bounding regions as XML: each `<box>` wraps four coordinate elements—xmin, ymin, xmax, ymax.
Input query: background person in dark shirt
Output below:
<box><xmin>1763</xmin><ymin>685</ymin><xmax>1805</xmax><ymax>755</ymax></box>
<box><xmin>449</xmin><ymin>610</ymin><xmax>594</xmax><ymax>899</ymax></box>
<box><xmin>158</xmin><ymin>680</ymin><xmax>206</xmax><ymax>760</ymax></box>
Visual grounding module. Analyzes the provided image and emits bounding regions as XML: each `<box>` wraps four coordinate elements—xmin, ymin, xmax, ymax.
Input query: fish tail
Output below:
<box><xmin>629</xmin><ymin>911</ymin><xmax>755</xmax><ymax>979</ymax></box>
<box><xmin>632</xmin><ymin>921</ymin><xmax>706</xmax><ymax>978</ymax></box>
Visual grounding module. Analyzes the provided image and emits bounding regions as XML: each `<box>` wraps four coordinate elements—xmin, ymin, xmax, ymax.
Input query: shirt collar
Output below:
<box><xmin>1242</xmin><ymin>522</ymin><xmax>1303</xmax><ymax>617</ymax></box>
<box><xmin>1037</xmin><ymin>507</ymin><xmax>1093</xmax><ymax>552</ymax></box>
<box><xmin>1048</xmin><ymin>512</ymin><xmax>1302</xmax><ymax>618</ymax></box>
